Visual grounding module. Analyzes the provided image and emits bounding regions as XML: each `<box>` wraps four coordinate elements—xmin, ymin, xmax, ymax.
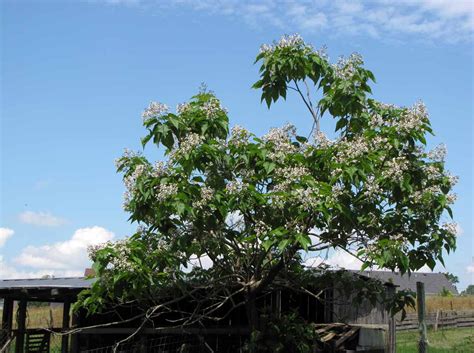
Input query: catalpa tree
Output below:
<box><xmin>80</xmin><ymin>35</ymin><xmax>457</xmax><ymax>333</ymax></box>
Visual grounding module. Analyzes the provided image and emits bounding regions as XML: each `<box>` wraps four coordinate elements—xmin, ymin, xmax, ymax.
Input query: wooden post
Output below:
<box><xmin>416</xmin><ymin>282</ymin><xmax>428</xmax><ymax>353</ymax></box>
<box><xmin>434</xmin><ymin>310</ymin><xmax>440</xmax><ymax>332</ymax></box>
<box><xmin>1</xmin><ymin>298</ymin><xmax>14</xmax><ymax>342</ymax></box>
<box><xmin>15</xmin><ymin>299</ymin><xmax>27</xmax><ymax>353</ymax></box>
<box><xmin>61</xmin><ymin>301</ymin><xmax>71</xmax><ymax>353</ymax></box>
<box><xmin>275</xmin><ymin>290</ymin><xmax>281</xmax><ymax>319</ymax></box>
<box><xmin>70</xmin><ymin>308</ymin><xmax>81</xmax><ymax>353</ymax></box>
<box><xmin>387</xmin><ymin>285</ymin><xmax>396</xmax><ymax>353</ymax></box>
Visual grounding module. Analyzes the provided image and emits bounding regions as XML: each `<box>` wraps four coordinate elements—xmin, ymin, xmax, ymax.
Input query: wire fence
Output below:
<box><xmin>80</xmin><ymin>335</ymin><xmax>209</xmax><ymax>353</ymax></box>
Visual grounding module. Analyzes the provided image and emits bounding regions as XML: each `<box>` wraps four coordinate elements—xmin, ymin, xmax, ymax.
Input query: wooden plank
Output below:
<box><xmin>334</xmin><ymin>327</ymin><xmax>358</xmax><ymax>348</ymax></box>
<box><xmin>16</xmin><ymin>300</ymin><xmax>27</xmax><ymax>353</ymax></box>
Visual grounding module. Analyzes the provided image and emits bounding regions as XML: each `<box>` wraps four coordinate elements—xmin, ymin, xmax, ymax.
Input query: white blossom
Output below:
<box><xmin>142</xmin><ymin>102</ymin><xmax>169</xmax><ymax>123</ymax></box>
<box><xmin>176</xmin><ymin>102</ymin><xmax>190</xmax><ymax>114</ymax></box>
<box><xmin>263</xmin><ymin>124</ymin><xmax>298</xmax><ymax>160</ymax></box>
<box><xmin>382</xmin><ymin>157</ymin><xmax>409</xmax><ymax>183</ymax></box>
<box><xmin>155</xmin><ymin>183</ymin><xmax>178</xmax><ymax>201</ymax></box>
<box><xmin>442</xmin><ymin>222</ymin><xmax>458</xmax><ymax>237</ymax></box>
<box><xmin>447</xmin><ymin>173</ymin><xmax>459</xmax><ymax>186</ymax></box>
<box><xmin>171</xmin><ymin>133</ymin><xmax>204</xmax><ymax>159</ymax></box>
<box><xmin>363</xmin><ymin>176</ymin><xmax>382</xmax><ymax>199</ymax></box>
<box><xmin>193</xmin><ymin>186</ymin><xmax>214</xmax><ymax>209</ymax></box>
<box><xmin>333</xmin><ymin>53</ymin><xmax>363</xmax><ymax>80</ymax></box>
<box><xmin>336</xmin><ymin>136</ymin><xmax>369</xmax><ymax>163</ymax></box>
<box><xmin>115</xmin><ymin>148</ymin><xmax>141</xmax><ymax>169</ymax></box>
<box><xmin>229</xmin><ymin>125</ymin><xmax>250</xmax><ymax>146</ymax></box>
<box><xmin>202</xmin><ymin>98</ymin><xmax>227</xmax><ymax>118</ymax></box>
<box><xmin>314</xmin><ymin>131</ymin><xmax>333</xmax><ymax>148</ymax></box>
<box><xmin>152</xmin><ymin>161</ymin><xmax>170</xmax><ymax>178</ymax></box>
<box><xmin>397</xmin><ymin>101</ymin><xmax>428</xmax><ymax>132</ymax></box>
<box><xmin>226</xmin><ymin>180</ymin><xmax>246</xmax><ymax>195</ymax></box>
<box><xmin>260</xmin><ymin>34</ymin><xmax>309</xmax><ymax>54</ymax></box>
<box><xmin>427</xmin><ymin>144</ymin><xmax>447</xmax><ymax>162</ymax></box>
<box><xmin>446</xmin><ymin>193</ymin><xmax>457</xmax><ymax>204</ymax></box>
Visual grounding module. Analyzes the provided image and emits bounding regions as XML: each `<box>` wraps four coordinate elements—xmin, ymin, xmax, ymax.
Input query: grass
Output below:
<box><xmin>397</xmin><ymin>327</ymin><xmax>474</xmax><ymax>353</ymax></box>
<box><xmin>405</xmin><ymin>296</ymin><xmax>474</xmax><ymax>313</ymax></box>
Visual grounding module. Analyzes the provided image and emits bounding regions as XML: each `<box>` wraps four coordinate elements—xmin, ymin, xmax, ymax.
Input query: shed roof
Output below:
<box><xmin>350</xmin><ymin>270</ymin><xmax>458</xmax><ymax>295</ymax></box>
<box><xmin>0</xmin><ymin>277</ymin><xmax>93</xmax><ymax>290</ymax></box>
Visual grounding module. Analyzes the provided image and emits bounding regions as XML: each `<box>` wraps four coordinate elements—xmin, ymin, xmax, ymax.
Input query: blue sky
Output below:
<box><xmin>1</xmin><ymin>0</ymin><xmax>473</xmax><ymax>290</ymax></box>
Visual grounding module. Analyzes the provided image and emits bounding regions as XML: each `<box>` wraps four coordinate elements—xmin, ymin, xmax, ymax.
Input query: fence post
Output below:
<box><xmin>434</xmin><ymin>310</ymin><xmax>439</xmax><ymax>332</ymax></box>
<box><xmin>416</xmin><ymin>282</ymin><xmax>428</xmax><ymax>353</ymax></box>
<box><xmin>387</xmin><ymin>285</ymin><xmax>396</xmax><ymax>353</ymax></box>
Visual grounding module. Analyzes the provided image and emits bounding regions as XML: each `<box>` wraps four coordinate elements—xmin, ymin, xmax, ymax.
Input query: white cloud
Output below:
<box><xmin>467</xmin><ymin>263</ymin><xmax>474</xmax><ymax>273</ymax></box>
<box><xmin>19</xmin><ymin>211</ymin><xmax>67</xmax><ymax>227</ymax></box>
<box><xmin>304</xmin><ymin>249</ymin><xmax>364</xmax><ymax>270</ymax></box>
<box><xmin>0</xmin><ymin>228</ymin><xmax>14</xmax><ymax>247</ymax></box>
<box><xmin>304</xmin><ymin>249</ymin><xmax>438</xmax><ymax>272</ymax></box>
<box><xmin>12</xmin><ymin>226</ymin><xmax>114</xmax><ymax>276</ymax></box>
<box><xmin>96</xmin><ymin>0</ymin><xmax>474</xmax><ymax>43</ymax></box>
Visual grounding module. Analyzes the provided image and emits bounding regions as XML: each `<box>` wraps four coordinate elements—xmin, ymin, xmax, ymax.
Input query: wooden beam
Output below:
<box><xmin>61</xmin><ymin>301</ymin><xmax>71</xmax><ymax>353</ymax></box>
<box><xmin>15</xmin><ymin>299</ymin><xmax>27</xmax><ymax>353</ymax></box>
<box><xmin>417</xmin><ymin>281</ymin><xmax>428</xmax><ymax>353</ymax></box>
<box><xmin>1</xmin><ymin>298</ymin><xmax>14</xmax><ymax>342</ymax></box>
<box><xmin>70</xmin><ymin>309</ymin><xmax>82</xmax><ymax>353</ymax></box>
<box><xmin>387</xmin><ymin>285</ymin><xmax>396</xmax><ymax>353</ymax></box>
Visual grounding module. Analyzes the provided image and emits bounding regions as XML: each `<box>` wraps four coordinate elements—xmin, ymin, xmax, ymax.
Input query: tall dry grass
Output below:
<box><xmin>406</xmin><ymin>295</ymin><xmax>474</xmax><ymax>313</ymax></box>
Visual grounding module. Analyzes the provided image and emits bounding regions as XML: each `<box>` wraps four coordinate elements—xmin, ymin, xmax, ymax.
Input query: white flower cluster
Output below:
<box><xmin>226</xmin><ymin>179</ymin><xmax>246</xmax><ymax>195</ymax></box>
<box><xmin>369</xmin><ymin>113</ymin><xmax>385</xmax><ymax>128</ymax></box>
<box><xmin>370</xmin><ymin>101</ymin><xmax>427</xmax><ymax>133</ymax></box>
<box><xmin>331</xmin><ymin>184</ymin><xmax>344</xmax><ymax>198</ymax></box>
<box><xmin>423</xmin><ymin>164</ymin><xmax>442</xmax><ymax>180</ymax></box>
<box><xmin>259</xmin><ymin>34</ymin><xmax>307</xmax><ymax>54</ymax></box>
<box><xmin>314</xmin><ymin>131</ymin><xmax>333</xmax><ymax>148</ymax></box>
<box><xmin>442</xmin><ymin>222</ymin><xmax>458</xmax><ymax>237</ymax></box>
<box><xmin>88</xmin><ymin>239</ymin><xmax>135</xmax><ymax>272</ymax></box>
<box><xmin>363</xmin><ymin>176</ymin><xmax>382</xmax><ymax>199</ymax></box>
<box><xmin>255</xmin><ymin>220</ymin><xmax>270</xmax><ymax>237</ymax></box>
<box><xmin>335</xmin><ymin>136</ymin><xmax>369</xmax><ymax>163</ymax></box>
<box><xmin>284</xmin><ymin>221</ymin><xmax>305</xmax><ymax>234</ymax></box>
<box><xmin>446</xmin><ymin>193</ymin><xmax>457</xmax><ymax>204</ymax></box>
<box><xmin>115</xmin><ymin>148</ymin><xmax>141</xmax><ymax>170</ymax></box>
<box><xmin>155</xmin><ymin>183</ymin><xmax>178</xmax><ymax>202</ymax></box>
<box><xmin>176</xmin><ymin>102</ymin><xmax>190</xmax><ymax>114</ymax></box>
<box><xmin>382</xmin><ymin>157</ymin><xmax>409</xmax><ymax>183</ymax></box>
<box><xmin>229</xmin><ymin>125</ymin><xmax>250</xmax><ymax>146</ymax></box>
<box><xmin>397</xmin><ymin>101</ymin><xmax>428</xmax><ymax>132</ymax></box>
<box><xmin>171</xmin><ymin>133</ymin><xmax>204</xmax><ymax>159</ymax></box>
<box><xmin>193</xmin><ymin>186</ymin><xmax>214</xmax><ymax>209</ymax></box>
<box><xmin>202</xmin><ymin>98</ymin><xmax>227</xmax><ymax>118</ymax></box>
<box><xmin>142</xmin><ymin>101</ymin><xmax>169</xmax><ymax>124</ymax></box>
<box><xmin>123</xmin><ymin>164</ymin><xmax>148</xmax><ymax>210</ymax></box>
<box><xmin>427</xmin><ymin>144</ymin><xmax>447</xmax><ymax>162</ymax></box>
<box><xmin>276</xmin><ymin>166</ymin><xmax>309</xmax><ymax>182</ymax></box>
<box><xmin>410</xmin><ymin>185</ymin><xmax>442</xmax><ymax>204</ymax></box>
<box><xmin>447</xmin><ymin>173</ymin><xmax>459</xmax><ymax>187</ymax></box>
<box><xmin>263</xmin><ymin>124</ymin><xmax>297</xmax><ymax>160</ymax></box>
<box><xmin>152</xmin><ymin>161</ymin><xmax>170</xmax><ymax>178</ymax></box>
<box><xmin>333</xmin><ymin>53</ymin><xmax>363</xmax><ymax>80</ymax></box>
<box><xmin>293</xmin><ymin>187</ymin><xmax>319</xmax><ymax>210</ymax></box>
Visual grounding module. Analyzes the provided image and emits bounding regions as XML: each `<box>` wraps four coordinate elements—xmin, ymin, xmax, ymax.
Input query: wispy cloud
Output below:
<box><xmin>0</xmin><ymin>228</ymin><xmax>14</xmax><ymax>247</ymax></box>
<box><xmin>96</xmin><ymin>0</ymin><xmax>473</xmax><ymax>43</ymax></box>
<box><xmin>9</xmin><ymin>226</ymin><xmax>114</xmax><ymax>277</ymax></box>
<box><xmin>19</xmin><ymin>211</ymin><xmax>67</xmax><ymax>227</ymax></box>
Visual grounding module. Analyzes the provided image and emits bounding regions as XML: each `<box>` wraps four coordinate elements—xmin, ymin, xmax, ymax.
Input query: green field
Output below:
<box><xmin>397</xmin><ymin>327</ymin><xmax>474</xmax><ymax>353</ymax></box>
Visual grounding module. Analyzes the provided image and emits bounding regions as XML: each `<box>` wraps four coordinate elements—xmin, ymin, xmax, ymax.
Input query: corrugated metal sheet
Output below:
<box><xmin>0</xmin><ymin>277</ymin><xmax>93</xmax><ymax>289</ymax></box>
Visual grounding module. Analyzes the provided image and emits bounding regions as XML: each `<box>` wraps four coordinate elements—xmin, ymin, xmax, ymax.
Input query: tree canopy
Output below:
<box><xmin>78</xmin><ymin>34</ymin><xmax>457</xmax><ymax>340</ymax></box>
